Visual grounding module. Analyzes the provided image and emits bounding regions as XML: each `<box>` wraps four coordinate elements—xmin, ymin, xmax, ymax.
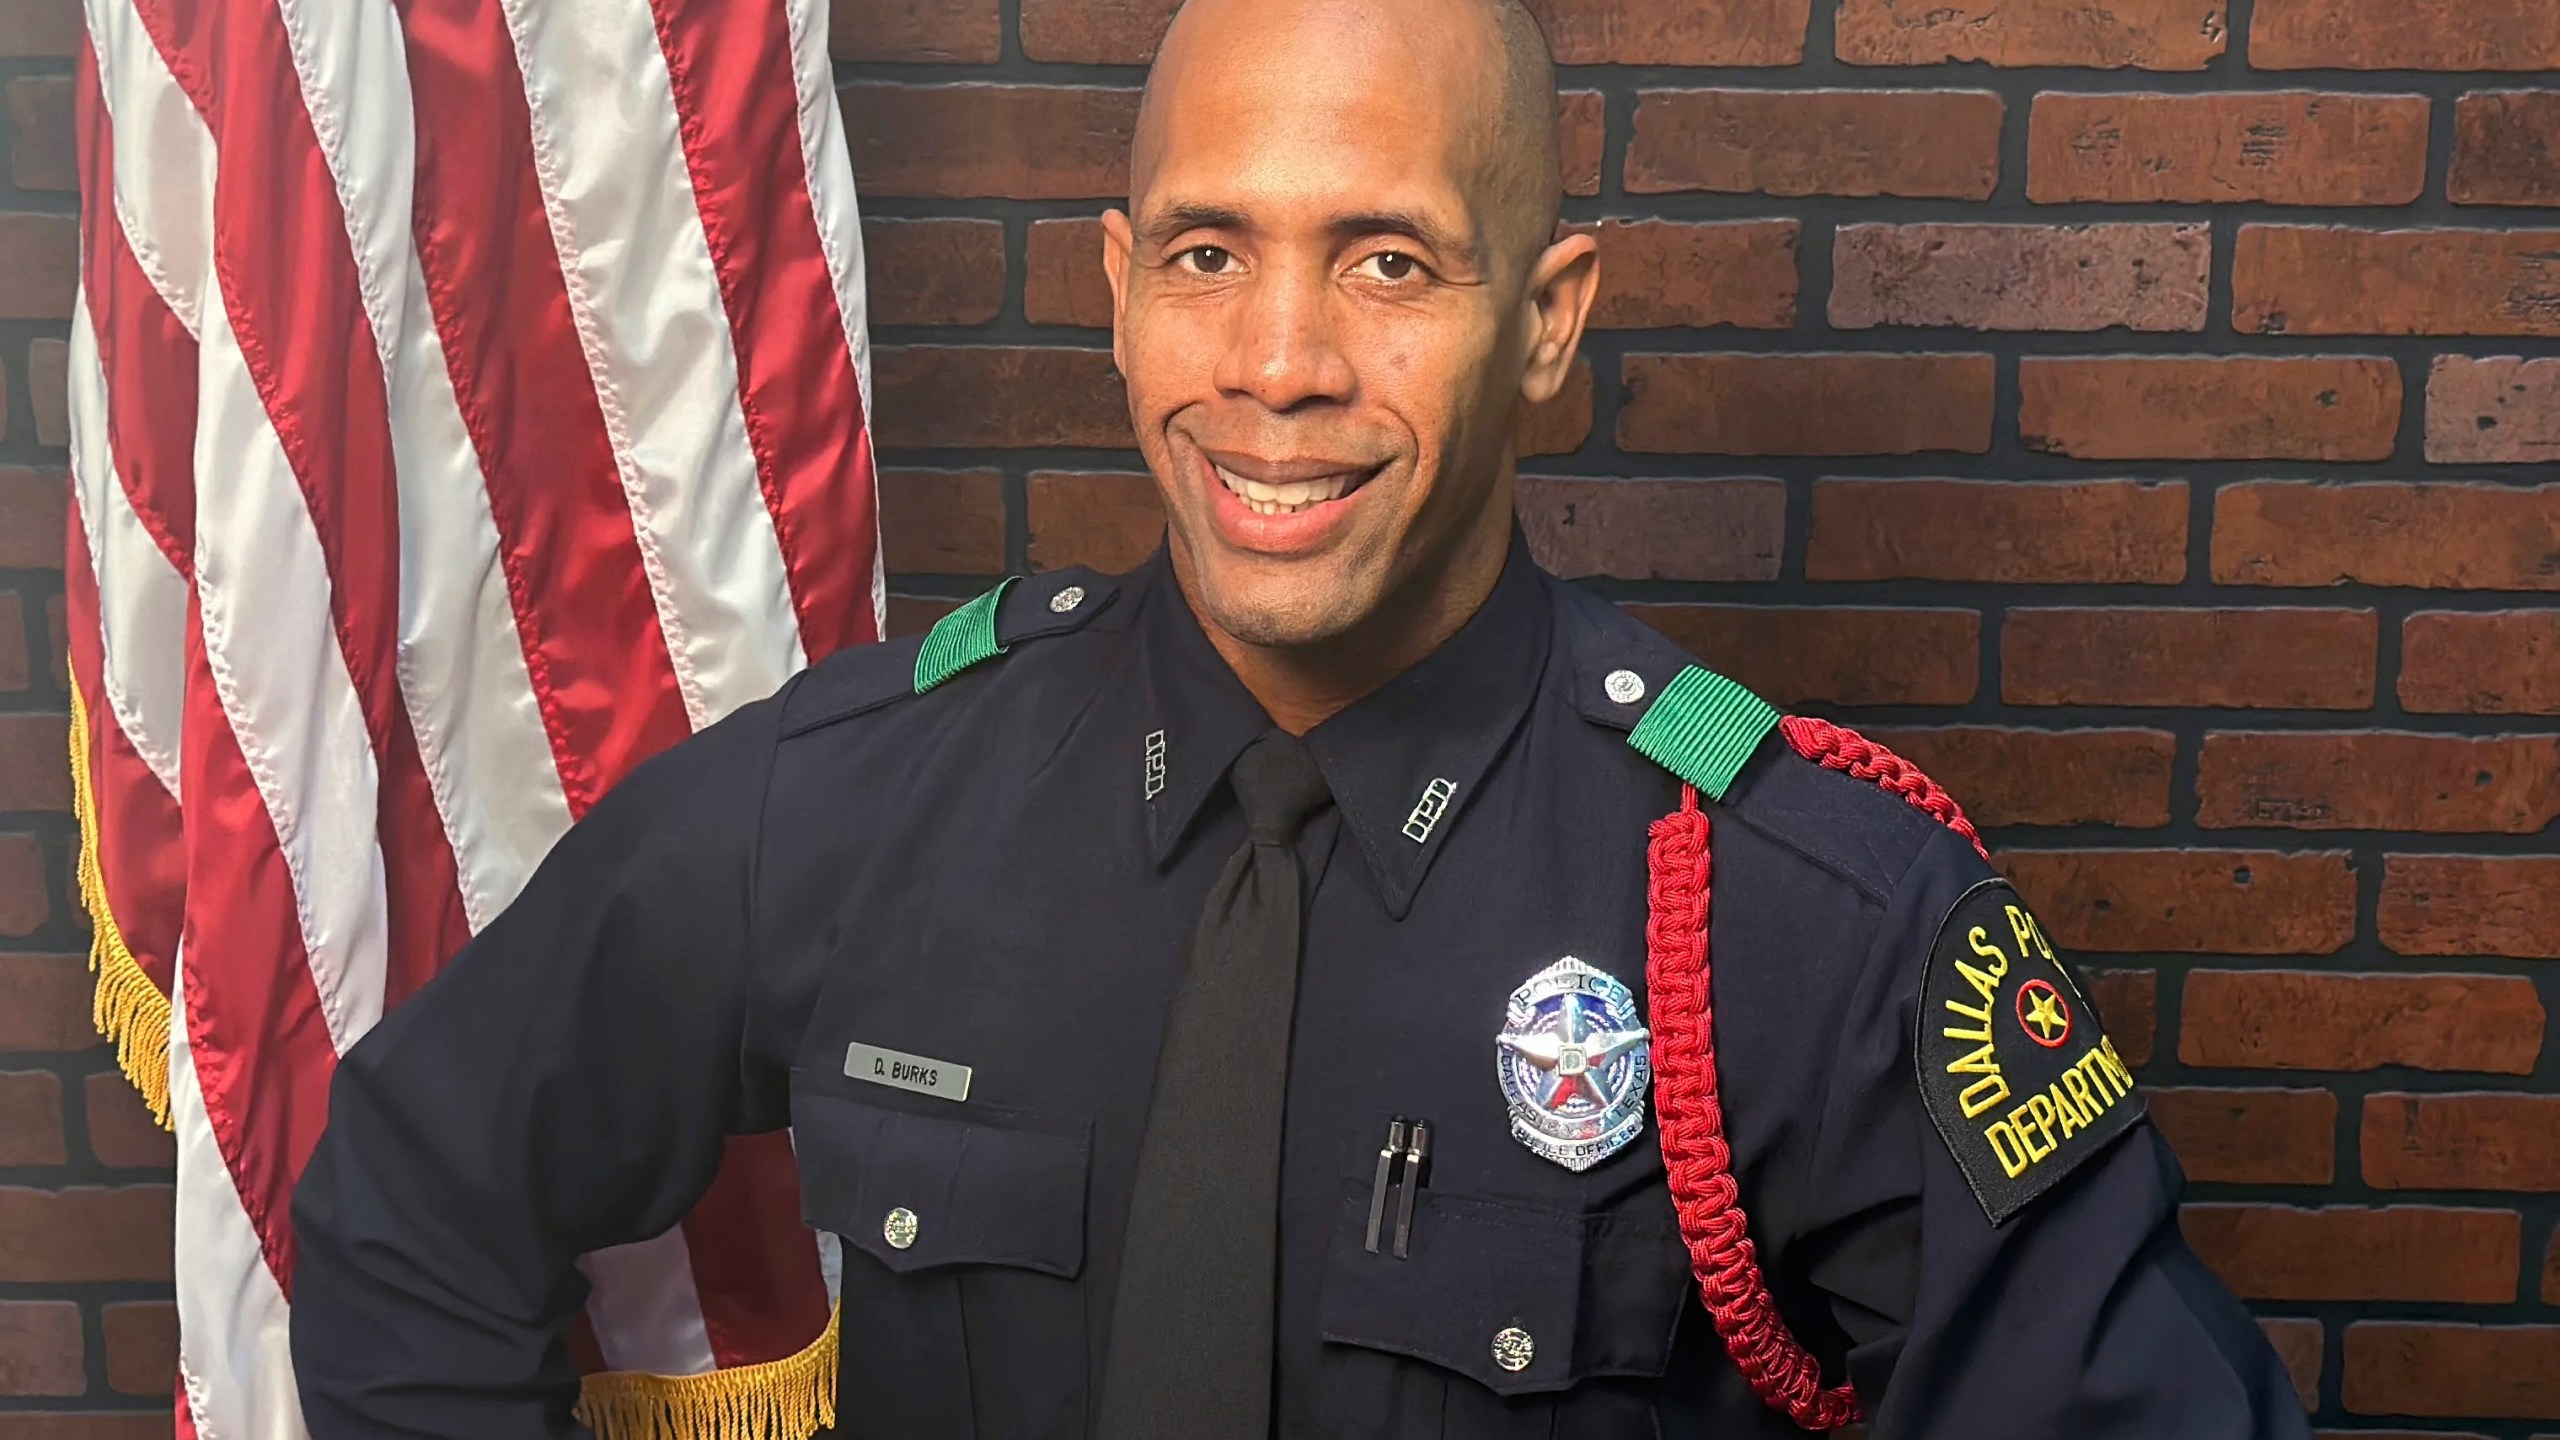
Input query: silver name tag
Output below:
<box><xmin>844</xmin><ymin>1042</ymin><xmax>972</xmax><ymax>1102</ymax></box>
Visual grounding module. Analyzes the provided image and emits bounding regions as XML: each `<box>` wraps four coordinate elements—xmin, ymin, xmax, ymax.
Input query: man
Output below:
<box><xmin>289</xmin><ymin>0</ymin><xmax>2309</xmax><ymax>1434</ymax></box>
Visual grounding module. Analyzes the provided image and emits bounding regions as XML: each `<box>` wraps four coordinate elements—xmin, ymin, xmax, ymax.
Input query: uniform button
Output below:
<box><xmin>1490</xmin><ymin>1326</ymin><xmax>1535</xmax><ymax>1373</ymax></box>
<box><xmin>1603</xmin><ymin>669</ymin><xmax>1646</xmax><ymax>705</ymax></box>
<box><xmin>883</xmin><ymin>1207</ymin><xmax>920</xmax><ymax>1250</ymax></box>
<box><xmin>1049</xmin><ymin>585</ymin><xmax>1087</xmax><ymax>614</ymax></box>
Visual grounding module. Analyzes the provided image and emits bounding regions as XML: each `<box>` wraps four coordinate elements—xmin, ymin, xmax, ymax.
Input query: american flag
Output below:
<box><xmin>62</xmin><ymin>1</ymin><xmax>876</xmax><ymax>1436</ymax></box>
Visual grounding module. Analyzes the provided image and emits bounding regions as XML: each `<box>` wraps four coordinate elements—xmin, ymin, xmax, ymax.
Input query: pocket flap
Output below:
<box><xmin>796</xmin><ymin>1088</ymin><xmax>1090</xmax><ymax>1279</ymax></box>
<box><xmin>1318</xmin><ymin>1182</ymin><xmax>1688</xmax><ymax>1397</ymax></box>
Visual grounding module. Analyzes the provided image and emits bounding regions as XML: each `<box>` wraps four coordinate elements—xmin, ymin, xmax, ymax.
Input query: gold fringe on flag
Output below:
<box><xmin>67</xmin><ymin>685</ymin><xmax>175</xmax><ymax>1128</ymax></box>
<box><xmin>576</xmin><ymin>1303</ymin><xmax>840</xmax><ymax>1440</ymax></box>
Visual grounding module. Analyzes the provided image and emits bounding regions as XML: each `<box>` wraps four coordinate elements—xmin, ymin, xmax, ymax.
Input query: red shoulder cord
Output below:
<box><xmin>1645</xmin><ymin>714</ymin><xmax>1990</xmax><ymax>1431</ymax></box>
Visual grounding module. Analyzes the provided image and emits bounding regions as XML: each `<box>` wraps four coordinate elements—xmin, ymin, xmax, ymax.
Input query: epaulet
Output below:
<box><xmin>780</xmin><ymin>570</ymin><xmax>1118</xmax><ymax>737</ymax></box>
<box><xmin>1624</xmin><ymin>665</ymin><xmax>1781</xmax><ymax>802</ymax></box>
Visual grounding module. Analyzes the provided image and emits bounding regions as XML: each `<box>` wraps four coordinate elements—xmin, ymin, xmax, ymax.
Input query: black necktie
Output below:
<box><xmin>1099</xmin><ymin>731</ymin><xmax>1333</xmax><ymax>1439</ymax></box>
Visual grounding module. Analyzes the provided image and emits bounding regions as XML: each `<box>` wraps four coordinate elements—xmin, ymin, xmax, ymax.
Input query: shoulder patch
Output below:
<box><xmin>914</xmin><ymin>578</ymin><xmax>1015</xmax><ymax>693</ymax></box>
<box><xmin>1625</xmin><ymin>664</ymin><xmax>1779</xmax><ymax>801</ymax></box>
<box><xmin>1917</xmin><ymin>878</ymin><xmax>2143</xmax><ymax>1225</ymax></box>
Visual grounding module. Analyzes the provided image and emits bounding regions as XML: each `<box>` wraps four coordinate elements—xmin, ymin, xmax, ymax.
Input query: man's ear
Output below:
<box><xmin>1517</xmin><ymin>228</ymin><xmax>1599</xmax><ymax>407</ymax></box>
<box><xmin>1102</xmin><ymin>209</ymin><xmax>1136</xmax><ymax>376</ymax></box>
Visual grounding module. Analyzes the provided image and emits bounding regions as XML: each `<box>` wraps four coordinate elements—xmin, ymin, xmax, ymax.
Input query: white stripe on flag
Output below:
<box><xmin>578</xmin><ymin>1228</ymin><xmax>722</xmax><ymax>1378</ymax></box>
<box><xmin>495</xmin><ymin>0</ymin><xmax>805</xmax><ymax>727</ymax></box>
<box><xmin>81</xmin><ymin>0</ymin><xmax>210</xmax><ymax>337</ymax></box>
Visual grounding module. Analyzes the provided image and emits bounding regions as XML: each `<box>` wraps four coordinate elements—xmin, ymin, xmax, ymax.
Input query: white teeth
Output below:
<box><xmin>1213</xmin><ymin>463</ymin><xmax>1354</xmax><ymax>516</ymax></box>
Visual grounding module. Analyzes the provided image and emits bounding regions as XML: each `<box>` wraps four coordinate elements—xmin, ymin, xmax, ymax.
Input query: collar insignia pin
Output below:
<box><xmin>1495</xmin><ymin>956</ymin><xmax>1651</xmax><ymax>1171</ymax></box>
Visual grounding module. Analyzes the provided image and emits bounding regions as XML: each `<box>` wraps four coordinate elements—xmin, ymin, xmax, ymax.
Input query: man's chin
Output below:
<box><xmin>1188</xmin><ymin>559</ymin><xmax>1378</xmax><ymax>653</ymax></box>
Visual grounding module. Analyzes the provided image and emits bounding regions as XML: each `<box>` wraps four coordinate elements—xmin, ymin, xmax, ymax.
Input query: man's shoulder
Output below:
<box><xmin>776</xmin><ymin>567</ymin><xmax>1131</xmax><ymax>742</ymax></box>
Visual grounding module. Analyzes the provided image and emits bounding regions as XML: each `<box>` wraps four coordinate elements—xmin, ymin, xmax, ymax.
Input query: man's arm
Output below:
<box><xmin>1805</xmin><ymin>828</ymin><xmax>2310</xmax><ymax>1438</ymax></box>
<box><xmin>289</xmin><ymin>700</ymin><xmax>783</xmax><ymax>1437</ymax></box>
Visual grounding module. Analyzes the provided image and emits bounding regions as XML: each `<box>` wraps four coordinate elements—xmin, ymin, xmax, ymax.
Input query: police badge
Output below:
<box><xmin>1496</xmin><ymin>957</ymin><xmax>1652</xmax><ymax>1171</ymax></box>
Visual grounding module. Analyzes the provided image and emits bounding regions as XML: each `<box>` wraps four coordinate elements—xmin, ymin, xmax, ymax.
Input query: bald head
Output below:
<box><xmin>1133</xmin><ymin>0</ymin><xmax>1563</xmax><ymax>273</ymax></box>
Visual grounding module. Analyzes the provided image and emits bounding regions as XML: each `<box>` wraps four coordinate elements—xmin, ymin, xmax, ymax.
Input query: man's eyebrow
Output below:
<box><xmin>1330</xmin><ymin>209</ymin><xmax>1479</xmax><ymax>263</ymax></box>
<box><xmin>1137</xmin><ymin>201</ymin><xmax>1252</xmax><ymax>245</ymax></box>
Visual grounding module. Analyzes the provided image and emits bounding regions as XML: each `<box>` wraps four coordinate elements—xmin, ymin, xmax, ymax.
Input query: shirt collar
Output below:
<box><xmin>1137</xmin><ymin>534</ymin><xmax>1553</xmax><ymax>920</ymax></box>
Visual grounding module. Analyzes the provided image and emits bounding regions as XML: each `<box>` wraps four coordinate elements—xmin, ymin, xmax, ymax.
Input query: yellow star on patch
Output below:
<box><xmin>2024</xmin><ymin>989</ymin><xmax>2069</xmax><ymax>1041</ymax></box>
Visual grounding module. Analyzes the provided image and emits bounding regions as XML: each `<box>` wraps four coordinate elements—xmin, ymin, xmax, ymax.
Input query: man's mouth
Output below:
<box><xmin>1200</xmin><ymin>448</ymin><xmax>1379</xmax><ymax>518</ymax></box>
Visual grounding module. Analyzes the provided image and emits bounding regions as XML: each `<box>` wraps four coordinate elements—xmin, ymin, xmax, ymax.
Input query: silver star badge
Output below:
<box><xmin>1495</xmin><ymin>957</ymin><xmax>1652</xmax><ymax>1171</ymax></box>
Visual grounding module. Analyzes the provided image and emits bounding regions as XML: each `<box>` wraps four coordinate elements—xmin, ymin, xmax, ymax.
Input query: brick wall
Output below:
<box><xmin>0</xmin><ymin>1</ymin><xmax>182</xmax><ymax>1436</ymax></box>
<box><xmin>2</xmin><ymin>0</ymin><xmax>2554</xmax><ymax>1434</ymax></box>
<box><xmin>846</xmin><ymin>0</ymin><xmax>2559</xmax><ymax>1432</ymax></box>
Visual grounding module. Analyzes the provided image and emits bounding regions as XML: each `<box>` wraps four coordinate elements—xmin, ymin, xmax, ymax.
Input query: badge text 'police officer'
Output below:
<box><xmin>1496</xmin><ymin>957</ymin><xmax>1651</xmax><ymax>1171</ymax></box>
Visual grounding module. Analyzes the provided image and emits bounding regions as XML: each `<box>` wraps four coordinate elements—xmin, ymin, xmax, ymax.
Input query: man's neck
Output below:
<box><xmin>1190</xmin><ymin>522</ymin><xmax>1513</xmax><ymax>736</ymax></box>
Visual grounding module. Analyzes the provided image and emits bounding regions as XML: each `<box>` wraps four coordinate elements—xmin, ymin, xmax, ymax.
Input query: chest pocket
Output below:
<box><xmin>794</xmin><ymin>1080</ymin><xmax>1092</xmax><ymax>1440</ymax></box>
<box><xmin>1316</xmin><ymin>1179</ymin><xmax>1691</xmax><ymax>1438</ymax></box>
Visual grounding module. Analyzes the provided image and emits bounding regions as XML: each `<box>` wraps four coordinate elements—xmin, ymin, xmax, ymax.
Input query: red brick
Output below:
<box><xmin>2261</xmin><ymin>1317</ymin><xmax>2322</xmax><ymax>1413</ymax></box>
<box><xmin>2185</xmin><ymin>1205</ymin><xmax>2520</xmax><ymax>1304</ymax></box>
<box><xmin>0</xmin><ymin>1302</ymin><xmax>82</xmax><ymax>1397</ymax></box>
<box><xmin>2200</xmin><ymin>732</ymin><xmax>2560</xmax><ymax>833</ymax></box>
<box><xmin>842</xmin><ymin>84</ymin><xmax>1136</xmax><ymax>199</ymax></box>
<box><xmin>0</xmin><ymin>712</ymin><xmax>71</xmax><ymax>812</ymax></box>
<box><xmin>0</xmin><ymin>1419</ymin><xmax>175</xmax><ymax>1440</ymax></box>
<box><xmin>0</xmin><ymin>467</ymin><xmax>68</xmax><ymax>568</ymax></box>
<box><xmin>1017</xmin><ymin>0</ymin><xmax>1171</xmax><ymax>61</ymax></box>
<box><xmin>1572</xmin><ymin>220</ymin><xmax>1798</xmax><ymax>330</ymax></box>
<box><xmin>85</xmin><ymin>1074</ymin><xmax>174</xmax><ymax>1171</ymax></box>
<box><xmin>885</xmin><ymin>595</ymin><xmax>963</xmax><ymax>639</ymax></box>
<box><xmin>1530</xmin><ymin>0</ymin><xmax>1810</xmax><ymax>65</ymax></box>
<box><xmin>2343</xmin><ymin>1322</ymin><xmax>2560</xmax><ymax>1419</ymax></box>
<box><xmin>2028</xmin><ymin>91</ymin><xmax>2429</xmax><ymax>206</ymax></box>
<box><xmin>1832</xmin><ymin>223</ymin><xmax>2208</xmax><ymax>332</ymax></box>
<box><xmin>1519</xmin><ymin>358</ymin><xmax>1591</xmax><ymax>458</ymax></box>
<box><xmin>832</xmin><ymin>0</ymin><xmax>999</xmax><ymax>61</ymax></box>
<box><xmin>2364</xmin><ymin>1094</ymin><xmax>2560</xmax><ymax>1192</ymax></box>
<box><xmin>0</xmin><ymin>1186</ymin><xmax>174</xmax><ymax>1281</ymax></box>
<box><xmin>1626</xmin><ymin>90</ymin><xmax>2003</xmax><ymax>200</ymax></box>
<box><xmin>1861</xmin><ymin>726</ymin><xmax>2175</xmax><ymax>828</ymax></box>
<box><xmin>880</xmin><ymin>469</ymin><xmax>1004</xmax><ymax>576</ymax></box>
<box><xmin>5</xmin><ymin>76</ymin><xmax>73</xmax><ymax>192</ymax></box>
<box><xmin>0</xmin><ymin>834</ymin><xmax>45</xmax><ymax>936</ymax></box>
<box><xmin>1560</xmin><ymin>92</ymin><xmax>1603</xmax><ymax>199</ymax></box>
<box><xmin>862</xmin><ymin>219</ymin><xmax>1005</xmax><ymax>327</ymax></box>
<box><xmin>2253</xmin><ymin>0</ymin><xmax>2560</xmax><ymax>71</ymax></box>
<box><xmin>1835</xmin><ymin>0</ymin><xmax>2227</xmax><ymax>68</ymax></box>
<box><xmin>1998</xmin><ymin>849</ymin><xmax>2357</xmax><ymax>955</ymax></box>
<box><xmin>2451</xmin><ymin>91</ymin><xmax>2560</xmax><ymax>207</ymax></box>
<box><xmin>100</xmin><ymin>1301</ymin><xmax>176</xmax><ymax>1397</ymax></box>
<box><xmin>1809</xmin><ymin>478</ymin><xmax>2185</xmax><ymax>584</ymax></box>
<box><xmin>27</xmin><ymin>338</ymin><xmax>66</xmax><ymax>448</ymax></box>
<box><xmin>0</xmin><ymin>956</ymin><xmax>94</xmax><ymax>1051</ymax></box>
<box><xmin>0</xmin><ymin>214</ymin><xmax>76</xmax><ymax>320</ymax></box>
<box><xmin>1027</xmin><ymin>471</ymin><xmax>1163</xmax><ymax>574</ymax></box>
<box><xmin>874</xmin><ymin>347</ymin><xmax>1127</xmax><ymax>449</ymax></box>
<box><xmin>0</xmin><ymin>1071</ymin><xmax>64</xmax><ymax>1166</ymax></box>
<box><xmin>1023</xmin><ymin>218</ymin><xmax>1114</xmax><ymax>329</ymax></box>
<box><xmin>2426</xmin><ymin>355</ymin><xmax>2560</xmax><ymax>465</ymax></box>
<box><xmin>2402</xmin><ymin>611</ymin><xmax>2560</xmax><ymax>715</ymax></box>
<box><xmin>0</xmin><ymin>0</ymin><xmax>79</xmax><ymax>57</ymax></box>
<box><xmin>2215</xmin><ymin>481</ymin><xmax>2560</xmax><ymax>591</ymax></box>
<box><xmin>2002</xmin><ymin>607</ymin><xmax>2377</xmax><ymax>710</ymax></box>
<box><xmin>2018</xmin><ymin>356</ymin><xmax>2401</xmax><ymax>462</ymax></box>
<box><xmin>0</xmin><ymin>591</ymin><xmax>26</xmax><ymax>691</ymax></box>
<box><xmin>2181</xmin><ymin>970</ymin><xmax>2543</xmax><ymax>1075</ymax></box>
<box><xmin>1515</xmin><ymin>477</ymin><xmax>1783</xmax><ymax>582</ymax></box>
<box><xmin>2086</xmin><ymin>968</ymin><xmax>2156</xmax><ymax>1068</ymax></box>
<box><xmin>2236</xmin><ymin>227</ymin><xmax>2560</xmax><ymax>338</ymax></box>
<box><xmin>2147</xmin><ymin>1087</ymin><xmax>2337</xmax><ymax>1185</ymax></box>
<box><xmin>1623</xmin><ymin>605</ymin><xmax>1978</xmax><ymax>707</ymax></box>
<box><xmin>1620</xmin><ymin>353</ymin><xmax>1993</xmax><ymax>457</ymax></box>
<box><xmin>2381</xmin><ymin>856</ymin><xmax>2560</xmax><ymax>960</ymax></box>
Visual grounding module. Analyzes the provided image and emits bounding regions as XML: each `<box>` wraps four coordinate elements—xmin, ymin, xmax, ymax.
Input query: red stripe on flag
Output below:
<box><xmin>63</xmin><ymin>504</ymin><xmax>186</xmax><ymax>997</ymax></box>
<box><xmin>648</xmin><ymin>0</ymin><xmax>879</xmax><ymax>662</ymax></box>
<box><xmin>677</xmin><ymin>1133</ymin><xmax>831</xmax><ymax>1368</ymax></box>
<box><xmin>393</xmin><ymin>0</ymin><xmax>692</xmax><ymax>817</ymax></box>
<box><xmin>159</xmin><ymin>0</ymin><xmax>471</xmax><ymax>1010</ymax></box>
<box><xmin>176</xmin><ymin>594</ymin><xmax>339</xmax><ymax>1289</ymax></box>
<box><xmin>74</xmin><ymin>30</ymin><xmax>198</xmax><ymax>575</ymax></box>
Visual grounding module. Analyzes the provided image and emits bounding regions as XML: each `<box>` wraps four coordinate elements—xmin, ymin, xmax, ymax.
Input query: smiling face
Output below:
<box><xmin>1103</xmin><ymin>0</ymin><xmax>1595</xmax><ymax>658</ymax></box>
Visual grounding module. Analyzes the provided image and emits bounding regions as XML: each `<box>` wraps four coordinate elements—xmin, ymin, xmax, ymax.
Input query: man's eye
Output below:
<box><xmin>1355</xmin><ymin>251</ymin><xmax>1422</xmax><ymax>282</ymax></box>
<box><xmin>1176</xmin><ymin>245</ymin><xmax>1233</xmax><ymax>274</ymax></box>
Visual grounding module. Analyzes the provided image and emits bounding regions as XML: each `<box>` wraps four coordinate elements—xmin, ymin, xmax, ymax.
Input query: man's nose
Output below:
<box><xmin>1213</xmin><ymin>268</ymin><xmax>1357</xmax><ymax>412</ymax></box>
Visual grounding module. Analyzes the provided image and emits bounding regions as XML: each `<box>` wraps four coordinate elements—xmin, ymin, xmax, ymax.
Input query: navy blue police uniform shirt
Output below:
<box><xmin>290</xmin><ymin>539</ymin><xmax>2309</xmax><ymax>1439</ymax></box>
